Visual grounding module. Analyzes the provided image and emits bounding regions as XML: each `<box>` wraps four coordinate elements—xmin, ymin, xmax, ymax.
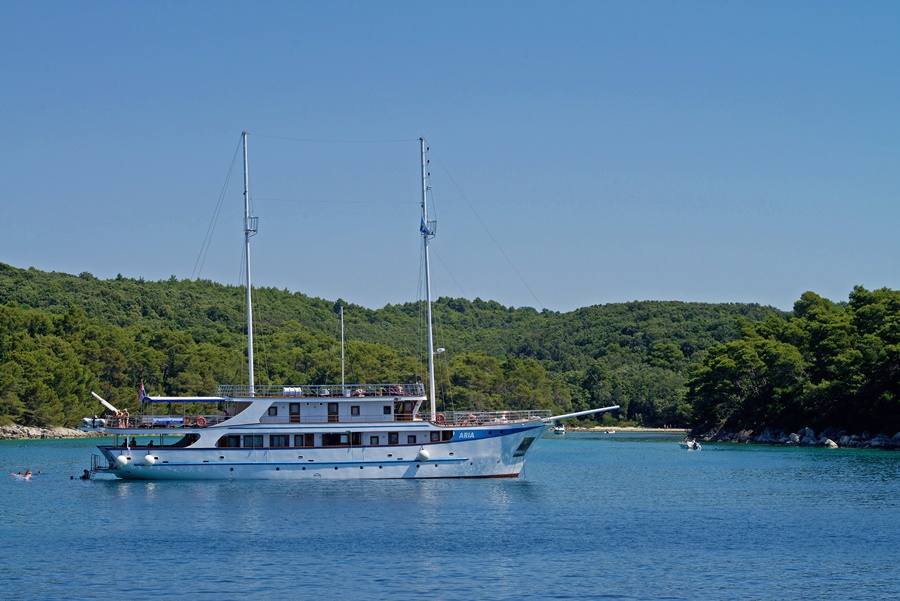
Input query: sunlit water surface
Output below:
<box><xmin>1</xmin><ymin>433</ymin><xmax>897</xmax><ymax>600</ymax></box>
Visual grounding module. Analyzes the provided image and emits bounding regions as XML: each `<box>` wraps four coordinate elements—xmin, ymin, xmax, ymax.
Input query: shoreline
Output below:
<box><xmin>0</xmin><ymin>424</ymin><xmax>102</xmax><ymax>441</ymax></box>
<box><xmin>570</xmin><ymin>426</ymin><xmax>689</xmax><ymax>433</ymax></box>
<box><xmin>1</xmin><ymin>423</ymin><xmax>687</xmax><ymax>441</ymax></box>
<box><xmin>700</xmin><ymin>427</ymin><xmax>900</xmax><ymax>450</ymax></box>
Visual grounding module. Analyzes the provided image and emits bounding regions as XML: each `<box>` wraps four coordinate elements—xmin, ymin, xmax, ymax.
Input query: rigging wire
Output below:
<box><xmin>431</xmin><ymin>151</ymin><xmax>545</xmax><ymax>311</ymax></box>
<box><xmin>255</xmin><ymin>197</ymin><xmax>415</xmax><ymax>205</ymax></box>
<box><xmin>192</xmin><ymin>135</ymin><xmax>243</xmax><ymax>281</ymax></box>
<box><xmin>249</xmin><ymin>133</ymin><xmax>419</xmax><ymax>144</ymax></box>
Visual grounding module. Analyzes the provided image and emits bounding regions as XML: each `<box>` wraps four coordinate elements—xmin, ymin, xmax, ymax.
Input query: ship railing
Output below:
<box><xmin>261</xmin><ymin>413</ymin><xmax>404</xmax><ymax>424</ymax></box>
<box><xmin>215</xmin><ymin>382</ymin><xmax>426</xmax><ymax>398</ymax></box>
<box><xmin>426</xmin><ymin>409</ymin><xmax>552</xmax><ymax>426</ymax></box>
<box><xmin>99</xmin><ymin>412</ymin><xmax>230</xmax><ymax>429</ymax></box>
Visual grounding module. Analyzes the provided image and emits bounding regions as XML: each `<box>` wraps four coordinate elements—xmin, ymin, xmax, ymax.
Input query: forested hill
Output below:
<box><xmin>8</xmin><ymin>262</ymin><xmax>897</xmax><ymax>436</ymax></box>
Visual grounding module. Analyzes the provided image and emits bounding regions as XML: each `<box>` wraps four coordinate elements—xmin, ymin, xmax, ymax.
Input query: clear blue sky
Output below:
<box><xmin>3</xmin><ymin>1</ymin><xmax>898</xmax><ymax>313</ymax></box>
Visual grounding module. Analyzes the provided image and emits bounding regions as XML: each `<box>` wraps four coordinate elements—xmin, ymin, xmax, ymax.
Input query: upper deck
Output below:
<box><xmin>215</xmin><ymin>382</ymin><xmax>426</xmax><ymax>399</ymax></box>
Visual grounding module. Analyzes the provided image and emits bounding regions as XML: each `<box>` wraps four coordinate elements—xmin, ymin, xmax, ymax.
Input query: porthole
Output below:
<box><xmin>334</xmin><ymin>466</ymin><xmax>338</xmax><ymax>470</ymax></box>
<box><xmin>276</xmin><ymin>467</ymin><xmax>280</xmax><ymax>471</ymax></box>
<box><xmin>230</xmin><ymin>467</ymin><xmax>234</xmax><ymax>471</ymax></box>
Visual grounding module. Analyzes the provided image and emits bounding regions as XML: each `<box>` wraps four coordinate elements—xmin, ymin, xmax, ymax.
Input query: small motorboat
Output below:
<box><xmin>81</xmin><ymin>416</ymin><xmax>107</xmax><ymax>429</ymax></box>
<box><xmin>679</xmin><ymin>439</ymin><xmax>702</xmax><ymax>450</ymax></box>
<box><xmin>553</xmin><ymin>421</ymin><xmax>566</xmax><ymax>435</ymax></box>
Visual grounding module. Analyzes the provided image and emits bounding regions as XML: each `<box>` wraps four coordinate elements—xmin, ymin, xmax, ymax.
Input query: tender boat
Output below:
<box><xmin>81</xmin><ymin>135</ymin><xmax>617</xmax><ymax>480</ymax></box>
<box><xmin>553</xmin><ymin>421</ymin><xmax>566</xmax><ymax>435</ymax></box>
<box><xmin>679</xmin><ymin>439</ymin><xmax>702</xmax><ymax>450</ymax></box>
<box><xmin>81</xmin><ymin>416</ymin><xmax>107</xmax><ymax>429</ymax></box>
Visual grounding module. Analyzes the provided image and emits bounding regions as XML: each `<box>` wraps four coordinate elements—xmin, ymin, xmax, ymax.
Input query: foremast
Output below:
<box><xmin>420</xmin><ymin>138</ymin><xmax>437</xmax><ymax>418</ymax></box>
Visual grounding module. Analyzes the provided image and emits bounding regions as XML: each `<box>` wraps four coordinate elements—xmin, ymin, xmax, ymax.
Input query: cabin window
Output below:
<box><xmin>267</xmin><ymin>406</ymin><xmax>278</xmax><ymax>416</ymax></box>
<box><xmin>323</xmin><ymin>433</ymin><xmax>350</xmax><ymax>446</ymax></box>
<box><xmin>370</xmin><ymin>436</ymin><xmax>379</xmax><ymax>445</ymax></box>
<box><xmin>328</xmin><ymin>403</ymin><xmax>339</xmax><ymax>423</ymax></box>
<box><xmin>270</xmin><ymin>435</ymin><xmax>290</xmax><ymax>448</ymax></box>
<box><xmin>383</xmin><ymin>405</ymin><xmax>391</xmax><ymax>415</ymax></box>
<box><xmin>350</xmin><ymin>405</ymin><xmax>360</xmax><ymax>416</ymax></box>
<box><xmin>289</xmin><ymin>403</ymin><xmax>301</xmax><ymax>423</ymax></box>
<box><xmin>305</xmin><ymin>433</ymin><xmax>315</xmax><ymax>447</ymax></box>
<box><xmin>388</xmin><ymin>432</ymin><xmax>399</xmax><ymax>445</ymax></box>
<box><xmin>430</xmin><ymin>431</ymin><xmax>440</xmax><ymax>442</ymax></box>
<box><xmin>242</xmin><ymin>435</ymin><xmax>263</xmax><ymax>448</ymax></box>
<box><xmin>442</xmin><ymin>430</ymin><xmax>453</xmax><ymax>441</ymax></box>
<box><xmin>407</xmin><ymin>435</ymin><xmax>417</xmax><ymax>444</ymax></box>
<box><xmin>351</xmin><ymin>432</ymin><xmax>361</xmax><ymax>446</ymax></box>
<box><xmin>217</xmin><ymin>435</ymin><xmax>241</xmax><ymax>448</ymax></box>
<box><xmin>293</xmin><ymin>435</ymin><xmax>305</xmax><ymax>447</ymax></box>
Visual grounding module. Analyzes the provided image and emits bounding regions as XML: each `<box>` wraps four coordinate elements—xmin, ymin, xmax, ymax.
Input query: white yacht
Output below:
<box><xmin>81</xmin><ymin>135</ymin><xmax>617</xmax><ymax>480</ymax></box>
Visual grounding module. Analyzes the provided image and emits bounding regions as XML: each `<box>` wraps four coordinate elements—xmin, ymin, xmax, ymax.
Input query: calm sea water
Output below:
<box><xmin>1</xmin><ymin>432</ymin><xmax>897</xmax><ymax>601</ymax></box>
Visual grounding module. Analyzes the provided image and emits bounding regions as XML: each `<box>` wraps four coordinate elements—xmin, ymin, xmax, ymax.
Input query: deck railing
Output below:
<box><xmin>215</xmin><ymin>382</ymin><xmax>426</xmax><ymax>398</ymax></box>
<box><xmin>96</xmin><ymin>407</ymin><xmax>550</xmax><ymax>430</ymax></box>
<box><xmin>426</xmin><ymin>410</ymin><xmax>551</xmax><ymax>426</ymax></box>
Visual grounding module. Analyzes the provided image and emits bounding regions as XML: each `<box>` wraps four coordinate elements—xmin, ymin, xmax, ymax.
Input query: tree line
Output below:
<box><xmin>1</xmin><ymin>262</ymin><xmax>896</xmax><ymax>434</ymax></box>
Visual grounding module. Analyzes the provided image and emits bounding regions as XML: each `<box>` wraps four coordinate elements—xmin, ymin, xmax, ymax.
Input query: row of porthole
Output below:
<box><xmin>226</xmin><ymin>462</ymin><xmax>473</xmax><ymax>472</ymax></box>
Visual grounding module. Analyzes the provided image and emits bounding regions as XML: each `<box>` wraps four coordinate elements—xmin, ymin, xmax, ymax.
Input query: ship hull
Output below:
<box><xmin>95</xmin><ymin>420</ymin><xmax>551</xmax><ymax>480</ymax></box>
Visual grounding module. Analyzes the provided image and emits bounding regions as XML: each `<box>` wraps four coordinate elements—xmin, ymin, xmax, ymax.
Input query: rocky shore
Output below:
<box><xmin>702</xmin><ymin>427</ymin><xmax>900</xmax><ymax>450</ymax></box>
<box><xmin>0</xmin><ymin>424</ymin><xmax>102</xmax><ymax>441</ymax></box>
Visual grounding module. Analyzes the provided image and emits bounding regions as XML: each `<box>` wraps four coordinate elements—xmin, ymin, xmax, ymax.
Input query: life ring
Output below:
<box><xmin>435</xmin><ymin>413</ymin><xmax>445</xmax><ymax>425</ymax></box>
<box><xmin>196</xmin><ymin>416</ymin><xmax>207</xmax><ymax>428</ymax></box>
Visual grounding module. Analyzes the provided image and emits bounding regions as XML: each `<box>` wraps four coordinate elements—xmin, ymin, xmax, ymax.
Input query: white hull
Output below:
<box><xmin>95</xmin><ymin>419</ymin><xmax>550</xmax><ymax>480</ymax></box>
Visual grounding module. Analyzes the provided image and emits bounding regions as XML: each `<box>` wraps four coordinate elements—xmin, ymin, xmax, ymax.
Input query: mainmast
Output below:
<box><xmin>420</xmin><ymin>138</ymin><xmax>437</xmax><ymax>417</ymax></box>
<box><xmin>242</xmin><ymin>132</ymin><xmax>258</xmax><ymax>395</ymax></box>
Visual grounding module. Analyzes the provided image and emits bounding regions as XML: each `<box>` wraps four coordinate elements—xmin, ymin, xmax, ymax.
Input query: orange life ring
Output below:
<box><xmin>196</xmin><ymin>416</ymin><xmax>207</xmax><ymax>428</ymax></box>
<box><xmin>435</xmin><ymin>413</ymin><xmax>445</xmax><ymax>425</ymax></box>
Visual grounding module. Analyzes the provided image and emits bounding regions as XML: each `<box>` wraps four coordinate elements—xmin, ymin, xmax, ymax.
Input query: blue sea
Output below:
<box><xmin>1</xmin><ymin>432</ymin><xmax>897</xmax><ymax>600</ymax></box>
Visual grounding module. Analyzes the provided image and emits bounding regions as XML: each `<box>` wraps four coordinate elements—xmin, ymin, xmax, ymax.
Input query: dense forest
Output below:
<box><xmin>1</xmin><ymin>262</ymin><xmax>898</xmax><ymax>435</ymax></box>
